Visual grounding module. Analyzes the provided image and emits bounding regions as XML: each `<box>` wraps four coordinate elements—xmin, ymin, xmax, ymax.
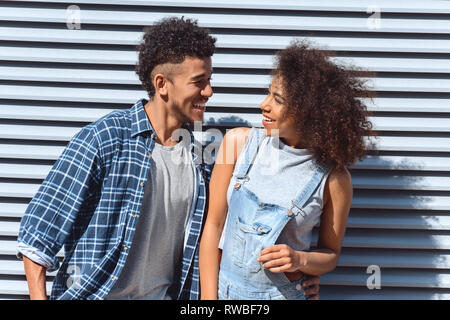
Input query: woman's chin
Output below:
<box><xmin>262</xmin><ymin>127</ymin><xmax>280</xmax><ymax>137</ymax></box>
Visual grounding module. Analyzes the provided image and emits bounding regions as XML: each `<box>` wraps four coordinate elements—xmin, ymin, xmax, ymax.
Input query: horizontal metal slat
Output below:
<box><xmin>0</xmin><ymin>163</ymin><xmax>52</xmax><ymax>179</ymax></box>
<box><xmin>1</xmin><ymin>97</ymin><xmax>449</xmax><ymax>115</ymax></box>
<box><xmin>353</xmin><ymin>156</ymin><xmax>450</xmax><ymax>171</ymax></box>
<box><xmin>338</xmin><ymin>248</ymin><xmax>450</xmax><ymax>269</ymax></box>
<box><xmin>1</xmin><ymin>83</ymin><xmax>450</xmax><ymax>113</ymax></box>
<box><xmin>321</xmin><ymin>268</ymin><xmax>450</xmax><ymax>288</ymax></box>
<box><xmin>4</xmin><ymin>64</ymin><xmax>450</xmax><ymax>91</ymax></box>
<box><xmin>371</xmin><ymin>136</ymin><xmax>450</xmax><ymax>152</ymax></box>
<box><xmin>4</xmin><ymin>212</ymin><xmax>450</xmax><ymax>238</ymax></box>
<box><xmin>371</xmin><ymin>116</ymin><xmax>450</xmax><ymax>132</ymax></box>
<box><xmin>0</xmin><ymin>144</ymin><xmax>64</xmax><ymax>160</ymax></box>
<box><xmin>0</xmin><ymin>104</ymin><xmax>258</xmax><ymax>125</ymax></box>
<box><xmin>320</xmin><ymin>285</ymin><xmax>450</xmax><ymax>300</ymax></box>
<box><xmin>3</xmin><ymin>179</ymin><xmax>450</xmax><ymax>212</ymax></box>
<box><xmin>2</xmin><ymin>29</ymin><xmax>450</xmax><ymax>54</ymax></box>
<box><xmin>369</xmin><ymin>97</ymin><xmax>450</xmax><ymax>113</ymax></box>
<box><xmin>353</xmin><ymin>192</ymin><xmax>450</xmax><ymax>210</ymax></box>
<box><xmin>316</xmin><ymin>229</ymin><xmax>450</xmax><ymax>250</ymax></box>
<box><xmin>3</xmin><ymin>161</ymin><xmax>450</xmax><ymax>193</ymax></box>
<box><xmin>10</xmin><ymin>0</ymin><xmax>450</xmax><ymax>14</ymax></box>
<box><xmin>2</xmin><ymin>7</ymin><xmax>450</xmax><ymax>34</ymax></box>
<box><xmin>2</xmin><ymin>104</ymin><xmax>450</xmax><ymax>133</ymax></box>
<box><xmin>0</xmin><ymin>279</ymin><xmax>52</xmax><ymax>296</ymax></box>
<box><xmin>0</xmin><ymin>260</ymin><xmax>57</xmax><ymax>276</ymax></box>
<box><xmin>0</xmin><ymin>124</ymin><xmax>79</xmax><ymax>141</ymax></box>
<box><xmin>352</xmin><ymin>172</ymin><xmax>450</xmax><ymax>191</ymax></box>
<box><xmin>0</xmin><ymin>104</ymin><xmax>116</xmax><ymax>122</ymax></box>
<box><xmin>2</xmin><ymin>45</ymin><xmax>450</xmax><ymax>74</ymax></box>
<box><xmin>0</xmin><ymin>203</ymin><xmax>28</xmax><ymax>218</ymax></box>
<box><xmin>0</xmin><ymin>45</ymin><xmax>136</xmax><ymax>65</ymax></box>
<box><xmin>0</xmin><ymin>240</ymin><xmax>64</xmax><ymax>257</ymax></box>
<box><xmin>347</xmin><ymin>212</ymin><xmax>450</xmax><ymax>231</ymax></box>
<box><xmin>1</xmin><ymin>79</ymin><xmax>449</xmax><ymax>103</ymax></box>
<box><xmin>1</xmin><ymin>125</ymin><xmax>450</xmax><ymax>152</ymax></box>
<box><xmin>0</xmin><ymin>221</ymin><xmax>19</xmax><ymax>237</ymax></box>
<box><xmin>0</xmin><ymin>182</ymin><xmax>40</xmax><ymax>198</ymax></box>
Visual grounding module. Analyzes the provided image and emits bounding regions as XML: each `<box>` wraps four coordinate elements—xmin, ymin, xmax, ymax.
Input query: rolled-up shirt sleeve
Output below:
<box><xmin>17</xmin><ymin>242</ymin><xmax>57</xmax><ymax>271</ymax></box>
<box><xmin>17</xmin><ymin>124</ymin><xmax>102</xmax><ymax>273</ymax></box>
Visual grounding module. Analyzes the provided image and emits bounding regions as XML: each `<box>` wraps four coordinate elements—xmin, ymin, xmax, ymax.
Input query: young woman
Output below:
<box><xmin>199</xmin><ymin>41</ymin><xmax>373</xmax><ymax>300</ymax></box>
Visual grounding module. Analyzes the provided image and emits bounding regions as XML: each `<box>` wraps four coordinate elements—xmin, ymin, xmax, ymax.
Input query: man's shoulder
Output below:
<box><xmin>82</xmin><ymin>108</ymin><xmax>133</xmax><ymax>144</ymax></box>
<box><xmin>91</xmin><ymin>108</ymin><xmax>131</xmax><ymax>132</ymax></box>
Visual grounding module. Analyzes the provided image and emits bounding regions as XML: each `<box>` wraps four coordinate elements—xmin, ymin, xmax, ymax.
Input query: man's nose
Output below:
<box><xmin>202</xmin><ymin>83</ymin><xmax>213</xmax><ymax>98</ymax></box>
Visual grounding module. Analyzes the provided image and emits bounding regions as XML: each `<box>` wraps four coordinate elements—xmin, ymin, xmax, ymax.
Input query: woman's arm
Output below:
<box><xmin>199</xmin><ymin>127</ymin><xmax>251</xmax><ymax>300</ymax></box>
<box><xmin>258</xmin><ymin>166</ymin><xmax>352</xmax><ymax>276</ymax></box>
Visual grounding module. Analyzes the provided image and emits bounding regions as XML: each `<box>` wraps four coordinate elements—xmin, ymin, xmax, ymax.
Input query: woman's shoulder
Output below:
<box><xmin>222</xmin><ymin>127</ymin><xmax>253</xmax><ymax>152</ymax></box>
<box><xmin>218</xmin><ymin>127</ymin><xmax>253</xmax><ymax>165</ymax></box>
<box><xmin>323</xmin><ymin>166</ymin><xmax>353</xmax><ymax>205</ymax></box>
<box><xmin>224</xmin><ymin>126</ymin><xmax>253</xmax><ymax>140</ymax></box>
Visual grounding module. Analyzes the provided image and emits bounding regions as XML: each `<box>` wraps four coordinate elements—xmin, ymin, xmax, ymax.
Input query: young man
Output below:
<box><xmin>17</xmin><ymin>17</ymin><xmax>320</xmax><ymax>300</ymax></box>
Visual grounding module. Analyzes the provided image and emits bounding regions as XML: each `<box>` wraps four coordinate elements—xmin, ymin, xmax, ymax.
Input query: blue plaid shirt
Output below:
<box><xmin>17</xmin><ymin>99</ymin><xmax>212</xmax><ymax>300</ymax></box>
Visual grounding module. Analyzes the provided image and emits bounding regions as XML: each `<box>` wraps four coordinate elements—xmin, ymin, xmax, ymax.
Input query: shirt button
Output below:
<box><xmin>296</xmin><ymin>284</ymin><xmax>302</xmax><ymax>291</ymax></box>
<box><xmin>131</xmin><ymin>213</ymin><xmax>137</xmax><ymax>218</ymax></box>
<box><xmin>147</xmin><ymin>153</ymin><xmax>152</xmax><ymax>158</ymax></box>
<box><xmin>257</xmin><ymin>226</ymin><xmax>264</xmax><ymax>233</ymax></box>
<box><xmin>140</xmin><ymin>182</ymin><xmax>145</xmax><ymax>187</ymax></box>
<box><xmin>111</xmin><ymin>276</ymin><xmax>116</xmax><ymax>281</ymax></box>
<box><xmin>123</xmin><ymin>245</ymin><xmax>129</xmax><ymax>250</ymax></box>
<box><xmin>151</xmin><ymin>133</ymin><xmax>155</xmax><ymax>139</ymax></box>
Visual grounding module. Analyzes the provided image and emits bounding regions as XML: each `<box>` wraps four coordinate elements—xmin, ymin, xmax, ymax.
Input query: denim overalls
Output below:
<box><xmin>218</xmin><ymin>129</ymin><xmax>329</xmax><ymax>300</ymax></box>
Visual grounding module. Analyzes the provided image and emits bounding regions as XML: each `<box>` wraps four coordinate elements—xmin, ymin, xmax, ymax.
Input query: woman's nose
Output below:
<box><xmin>260</xmin><ymin>96</ymin><xmax>271</xmax><ymax>112</ymax></box>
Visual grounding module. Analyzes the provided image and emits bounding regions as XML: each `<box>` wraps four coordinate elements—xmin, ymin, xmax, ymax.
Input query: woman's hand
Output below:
<box><xmin>257</xmin><ymin>244</ymin><xmax>306</xmax><ymax>273</ymax></box>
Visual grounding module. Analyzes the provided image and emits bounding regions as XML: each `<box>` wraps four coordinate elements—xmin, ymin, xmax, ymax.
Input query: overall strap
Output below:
<box><xmin>287</xmin><ymin>162</ymin><xmax>330</xmax><ymax>217</ymax></box>
<box><xmin>234</xmin><ymin>128</ymin><xmax>265</xmax><ymax>184</ymax></box>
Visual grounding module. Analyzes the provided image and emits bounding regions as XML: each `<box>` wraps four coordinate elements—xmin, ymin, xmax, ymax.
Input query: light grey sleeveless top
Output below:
<box><xmin>219</xmin><ymin>127</ymin><xmax>330</xmax><ymax>252</ymax></box>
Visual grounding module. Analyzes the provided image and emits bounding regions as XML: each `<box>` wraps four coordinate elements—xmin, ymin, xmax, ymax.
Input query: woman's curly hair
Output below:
<box><xmin>136</xmin><ymin>17</ymin><xmax>216</xmax><ymax>98</ymax></box>
<box><xmin>273</xmin><ymin>40</ymin><xmax>375</xmax><ymax>169</ymax></box>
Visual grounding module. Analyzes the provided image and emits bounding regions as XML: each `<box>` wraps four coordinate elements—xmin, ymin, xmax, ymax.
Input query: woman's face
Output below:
<box><xmin>260</xmin><ymin>76</ymin><xmax>302</xmax><ymax>148</ymax></box>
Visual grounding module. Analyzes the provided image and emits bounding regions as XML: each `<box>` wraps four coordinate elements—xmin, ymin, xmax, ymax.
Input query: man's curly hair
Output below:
<box><xmin>136</xmin><ymin>17</ymin><xmax>216</xmax><ymax>98</ymax></box>
<box><xmin>273</xmin><ymin>40</ymin><xmax>374</xmax><ymax>169</ymax></box>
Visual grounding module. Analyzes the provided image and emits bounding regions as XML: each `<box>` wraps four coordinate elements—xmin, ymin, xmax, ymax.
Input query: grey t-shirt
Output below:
<box><xmin>105</xmin><ymin>139</ymin><xmax>195</xmax><ymax>300</ymax></box>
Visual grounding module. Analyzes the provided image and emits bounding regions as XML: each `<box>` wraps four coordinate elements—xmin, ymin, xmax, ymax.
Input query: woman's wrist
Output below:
<box><xmin>295</xmin><ymin>250</ymin><xmax>308</xmax><ymax>271</ymax></box>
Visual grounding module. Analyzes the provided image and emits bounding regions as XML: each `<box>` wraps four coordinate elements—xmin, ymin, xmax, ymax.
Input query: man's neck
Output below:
<box><xmin>144</xmin><ymin>99</ymin><xmax>184</xmax><ymax>146</ymax></box>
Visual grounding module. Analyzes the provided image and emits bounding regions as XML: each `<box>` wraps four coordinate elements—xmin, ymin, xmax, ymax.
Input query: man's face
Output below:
<box><xmin>166</xmin><ymin>56</ymin><xmax>213</xmax><ymax>123</ymax></box>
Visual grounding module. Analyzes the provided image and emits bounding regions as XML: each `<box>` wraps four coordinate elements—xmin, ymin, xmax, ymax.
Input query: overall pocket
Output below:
<box><xmin>232</xmin><ymin>217</ymin><xmax>272</xmax><ymax>272</ymax></box>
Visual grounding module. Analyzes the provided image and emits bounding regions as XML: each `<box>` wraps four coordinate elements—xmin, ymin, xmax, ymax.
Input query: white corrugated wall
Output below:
<box><xmin>0</xmin><ymin>0</ymin><xmax>449</xmax><ymax>299</ymax></box>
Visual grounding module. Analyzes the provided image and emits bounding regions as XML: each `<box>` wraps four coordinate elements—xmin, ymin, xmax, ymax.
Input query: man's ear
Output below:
<box><xmin>153</xmin><ymin>73</ymin><xmax>169</xmax><ymax>96</ymax></box>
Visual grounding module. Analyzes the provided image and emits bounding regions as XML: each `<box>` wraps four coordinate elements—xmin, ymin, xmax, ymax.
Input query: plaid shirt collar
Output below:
<box><xmin>130</xmin><ymin>99</ymin><xmax>153</xmax><ymax>138</ymax></box>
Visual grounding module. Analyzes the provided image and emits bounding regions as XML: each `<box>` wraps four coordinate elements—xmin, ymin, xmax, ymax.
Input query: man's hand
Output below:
<box><xmin>302</xmin><ymin>275</ymin><xmax>320</xmax><ymax>300</ymax></box>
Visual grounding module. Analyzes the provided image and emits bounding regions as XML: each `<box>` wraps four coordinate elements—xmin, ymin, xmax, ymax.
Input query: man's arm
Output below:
<box><xmin>17</xmin><ymin>124</ymin><xmax>103</xmax><ymax>298</ymax></box>
<box><xmin>23</xmin><ymin>256</ymin><xmax>48</xmax><ymax>300</ymax></box>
